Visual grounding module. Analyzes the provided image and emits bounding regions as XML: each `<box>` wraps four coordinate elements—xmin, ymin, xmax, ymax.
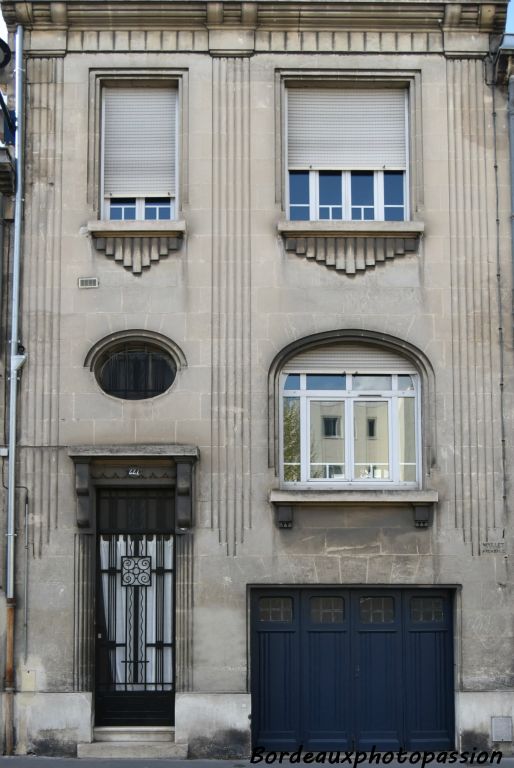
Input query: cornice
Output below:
<box><xmin>1</xmin><ymin>1</ymin><xmax>507</xmax><ymax>34</ymax></box>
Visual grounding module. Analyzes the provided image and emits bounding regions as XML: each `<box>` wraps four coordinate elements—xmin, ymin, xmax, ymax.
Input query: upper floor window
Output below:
<box><xmin>287</xmin><ymin>87</ymin><xmax>408</xmax><ymax>222</ymax></box>
<box><xmin>280</xmin><ymin>345</ymin><xmax>419</xmax><ymax>487</ymax></box>
<box><xmin>102</xmin><ymin>87</ymin><xmax>177</xmax><ymax>221</ymax></box>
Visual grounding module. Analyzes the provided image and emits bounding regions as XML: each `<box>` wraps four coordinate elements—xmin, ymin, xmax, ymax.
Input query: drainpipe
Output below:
<box><xmin>509</xmin><ymin>76</ymin><xmax>514</xmax><ymax>321</ymax></box>
<box><xmin>4</xmin><ymin>25</ymin><xmax>25</xmax><ymax>757</ymax></box>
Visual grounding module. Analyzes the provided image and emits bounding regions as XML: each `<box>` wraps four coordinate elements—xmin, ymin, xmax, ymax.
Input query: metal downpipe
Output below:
<box><xmin>509</xmin><ymin>76</ymin><xmax>514</xmax><ymax>321</ymax></box>
<box><xmin>4</xmin><ymin>25</ymin><xmax>25</xmax><ymax>756</ymax></box>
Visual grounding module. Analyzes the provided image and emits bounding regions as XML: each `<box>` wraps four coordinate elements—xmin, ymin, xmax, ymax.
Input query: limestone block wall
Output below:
<box><xmin>0</xmin><ymin>0</ymin><xmax>511</xmax><ymax>756</ymax></box>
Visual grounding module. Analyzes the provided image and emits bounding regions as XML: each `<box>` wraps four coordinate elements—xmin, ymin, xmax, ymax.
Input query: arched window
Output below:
<box><xmin>276</xmin><ymin>340</ymin><xmax>424</xmax><ymax>488</ymax></box>
<box><xmin>85</xmin><ymin>331</ymin><xmax>186</xmax><ymax>401</ymax></box>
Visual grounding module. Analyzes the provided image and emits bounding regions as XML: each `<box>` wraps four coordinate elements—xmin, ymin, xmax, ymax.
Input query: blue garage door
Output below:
<box><xmin>251</xmin><ymin>589</ymin><xmax>454</xmax><ymax>751</ymax></box>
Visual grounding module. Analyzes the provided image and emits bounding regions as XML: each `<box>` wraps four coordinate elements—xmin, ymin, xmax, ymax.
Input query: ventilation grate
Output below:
<box><xmin>78</xmin><ymin>277</ymin><xmax>99</xmax><ymax>289</ymax></box>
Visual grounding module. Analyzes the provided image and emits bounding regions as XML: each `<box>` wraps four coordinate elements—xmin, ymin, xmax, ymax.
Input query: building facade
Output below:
<box><xmin>0</xmin><ymin>0</ymin><xmax>513</xmax><ymax>757</ymax></box>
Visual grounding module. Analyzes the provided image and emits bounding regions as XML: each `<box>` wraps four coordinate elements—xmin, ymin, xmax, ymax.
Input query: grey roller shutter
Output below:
<box><xmin>103</xmin><ymin>88</ymin><xmax>177</xmax><ymax>197</ymax></box>
<box><xmin>287</xmin><ymin>88</ymin><xmax>406</xmax><ymax>170</ymax></box>
<box><xmin>283</xmin><ymin>344</ymin><xmax>415</xmax><ymax>373</ymax></box>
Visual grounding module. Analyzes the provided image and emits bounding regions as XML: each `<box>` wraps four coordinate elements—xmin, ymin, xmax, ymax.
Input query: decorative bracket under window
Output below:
<box><xmin>87</xmin><ymin>220</ymin><xmax>186</xmax><ymax>275</ymax></box>
<box><xmin>270</xmin><ymin>488</ymin><xmax>437</xmax><ymax>529</ymax></box>
<box><xmin>278</xmin><ymin>221</ymin><xmax>424</xmax><ymax>276</ymax></box>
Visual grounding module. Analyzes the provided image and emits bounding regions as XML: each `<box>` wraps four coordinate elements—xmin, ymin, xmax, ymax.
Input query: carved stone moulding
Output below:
<box><xmin>68</xmin><ymin>444</ymin><xmax>199</xmax><ymax>532</ymax></box>
<box><xmin>278</xmin><ymin>220</ymin><xmax>424</xmax><ymax>276</ymax></box>
<box><xmin>87</xmin><ymin>220</ymin><xmax>186</xmax><ymax>275</ymax></box>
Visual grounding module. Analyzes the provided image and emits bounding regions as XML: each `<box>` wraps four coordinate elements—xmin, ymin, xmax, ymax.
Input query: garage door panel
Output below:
<box><xmin>303</xmin><ymin>630</ymin><xmax>351</xmax><ymax>749</ymax></box>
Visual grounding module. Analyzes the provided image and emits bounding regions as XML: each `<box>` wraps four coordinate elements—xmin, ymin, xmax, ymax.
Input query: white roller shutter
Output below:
<box><xmin>103</xmin><ymin>88</ymin><xmax>177</xmax><ymax>197</ymax></box>
<box><xmin>287</xmin><ymin>88</ymin><xmax>406</xmax><ymax>170</ymax></box>
<box><xmin>283</xmin><ymin>344</ymin><xmax>415</xmax><ymax>373</ymax></box>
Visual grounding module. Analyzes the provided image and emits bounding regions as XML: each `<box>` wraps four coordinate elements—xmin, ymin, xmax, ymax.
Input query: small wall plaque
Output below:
<box><xmin>491</xmin><ymin>716</ymin><xmax>512</xmax><ymax>742</ymax></box>
<box><xmin>128</xmin><ymin>467</ymin><xmax>142</xmax><ymax>477</ymax></box>
<box><xmin>481</xmin><ymin>542</ymin><xmax>506</xmax><ymax>554</ymax></box>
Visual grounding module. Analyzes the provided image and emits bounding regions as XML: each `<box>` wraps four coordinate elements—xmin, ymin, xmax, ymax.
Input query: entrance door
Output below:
<box><xmin>251</xmin><ymin>588</ymin><xmax>454</xmax><ymax>751</ymax></box>
<box><xmin>95</xmin><ymin>488</ymin><xmax>174</xmax><ymax>726</ymax></box>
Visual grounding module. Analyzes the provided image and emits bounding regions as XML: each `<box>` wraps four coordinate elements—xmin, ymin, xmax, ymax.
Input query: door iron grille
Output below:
<box><xmin>95</xmin><ymin>489</ymin><xmax>174</xmax><ymax>726</ymax></box>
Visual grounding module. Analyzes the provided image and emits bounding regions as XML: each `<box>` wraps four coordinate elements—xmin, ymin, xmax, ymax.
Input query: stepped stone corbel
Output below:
<box><xmin>278</xmin><ymin>220</ymin><xmax>424</xmax><ymax>276</ymax></box>
<box><xmin>87</xmin><ymin>220</ymin><xmax>186</xmax><ymax>275</ymax></box>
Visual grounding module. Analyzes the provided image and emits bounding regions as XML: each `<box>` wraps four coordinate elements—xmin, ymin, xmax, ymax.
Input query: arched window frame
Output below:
<box><xmin>268</xmin><ymin>330</ymin><xmax>436</xmax><ymax>489</ymax></box>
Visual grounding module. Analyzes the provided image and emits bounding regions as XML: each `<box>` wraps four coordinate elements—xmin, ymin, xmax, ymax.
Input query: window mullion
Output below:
<box><xmin>301</xmin><ymin>393</ymin><xmax>309</xmax><ymax>482</ymax></box>
<box><xmin>390</xmin><ymin>395</ymin><xmax>398</xmax><ymax>483</ymax></box>
<box><xmin>376</xmin><ymin>171</ymin><xmax>384</xmax><ymax>220</ymax></box>
<box><xmin>310</xmin><ymin>171</ymin><xmax>318</xmax><ymax>220</ymax></box>
<box><xmin>347</xmin><ymin>397</ymin><xmax>354</xmax><ymax>481</ymax></box>
<box><xmin>343</xmin><ymin>172</ymin><xmax>351</xmax><ymax>221</ymax></box>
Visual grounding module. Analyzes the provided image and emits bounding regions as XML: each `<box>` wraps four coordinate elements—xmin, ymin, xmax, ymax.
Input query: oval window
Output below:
<box><xmin>96</xmin><ymin>343</ymin><xmax>176</xmax><ymax>400</ymax></box>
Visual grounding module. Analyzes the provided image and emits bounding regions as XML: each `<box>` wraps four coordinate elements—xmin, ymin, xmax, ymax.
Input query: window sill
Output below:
<box><xmin>87</xmin><ymin>220</ymin><xmax>186</xmax><ymax>274</ymax></box>
<box><xmin>277</xmin><ymin>220</ymin><xmax>424</xmax><ymax>275</ymax></box>
<box><xmin>270</xmin><ymin>488</ymin><xmax>437</xmax><ymax>505</ymax></box>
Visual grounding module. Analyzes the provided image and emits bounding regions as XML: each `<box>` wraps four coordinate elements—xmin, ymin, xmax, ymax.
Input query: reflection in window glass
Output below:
<box><xmin>306</xmin><ymin>374</ymin><xmax>345</xmax><ymax>390</ymax></box>
<box><xmin>411</xmin><ymin>597</ymin><xmax>444</xmax><ymax>623</ymax></box>
<box><xmin>311</xmin><ymin>596</ymin><xmax>344</xmax><ymax>624</ymax></box>
<box><xmin>351</xmin><ymin>172</ymin><xmax>374</xmax><ymax>220</ymax></box>
<box><xmin>283</xmin><ymin>397</ymin><xmax>301</xmax><ymax>482</ymax></box>
<box><xmin>310</xmin><ymin>401</ymin><xmax>345</xmax><ymax>480</ymax></box>
<box><xmin>398</xmin><ymin>375</ymin><xmax>415</xmax><ymax>391</ymax></box>
<box><xmin>398</xmin><ymin>397</ymin><xmax>416</xmax><ymax>482</ymax></box>
<box><xmin>259</xmin><ymin>597</ymin><xmax>293</xmax><ymax>622</ymax></box>
<box><xmin>284</xmin><ymin>374</ymin><xmax>300</xmax><ymax>391</ymax></box>
<box><xmin>289</xmin><ymin>171</ymin><xmax>310</xmax><ymax>221</ymax></box>
<box><xmin>354</xmin><ymin>402</ymin><xmax>389</xmax><ymax>479</ymax></box>
<box><xmin>352</xmin><ymin>375</ymin><xmax>392</xmax><ymax>391</ymax></box>
<box><xmin>360</xmin><ymin>596</ymin><xmax>395</xmax><ymax>624</ymax></box>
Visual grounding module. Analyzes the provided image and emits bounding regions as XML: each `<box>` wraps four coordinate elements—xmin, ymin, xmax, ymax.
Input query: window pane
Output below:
<box><xmin>384</xmin><ymin>171</ymin><xmax>404</xmax><ymax>205</ymax></box>
<box><xmin>398</xmin><ymin>397</ymin><xmax>416</xmax><ymax>482</ymax></box>
<box><xmin>384</xmin><ymin>206</ymin><xmax>404</xmax><ymax>221</ymax></box>
<box><xmin>284</xmin><ymin>374</ymin><xmax>300</xmax><ymax>390</ymax></box>
<box><xmin>398</xmin><ymin>375</ymin><xmax>415</xmax><ymax>391</ymax></box>
<box><xmin>354</xmin><ymin>401</ymin><xmax>389</xmax><ymax>480</ymax></box>
<box><xmin>290</xmin><ymin>206</ymin><xmax>310</xmax><ymax>221</ymax></box>
<box><xmin>259</xmin><ymin>597</ymin><xmax>293</xmax><ymax>623</ymax></box>
<box><xmin>306</xmin><ymin>374</ymin><xmax>345</xmax><ymax>390</ymax></box>
<box><xmin>310</xmin><ymin>401</ymin><xmax>345</xmax><ymax>480</ymax></box>
<box><xmin>411</xmin><ymin>597</ymin><xmax>444</xmax><ymax>623</ymax></box>
<box><xmin>351</xmin><ymin>172</ymin><xmax>374</xmax><ymax>204</ymax></box>
<box><xmin>283</xmin><ymin>397</ymin><xmax>300</xmax><ymax>482</ymax></box>
<box><xmin>352</xmin><ymin>375</ymin><xmax>392</xmax><ymax>391</ymax></box>
<box><xmin>289</xmin><ymin>171</ymin><xmax>309</xmax><ymax>204</ymax></box>
<box><xmin>310</xmin><ymin>596</ymin><xmax>344</xmax><ymax>624</ymax></box>
<box><xmin>110</xmin><ymin>198</ymin><xmax>136</xmax><ymax>221</ymax></box>
<box><xmin>319</xmin><ymin>171</ymin><xmax>342</xmax><ymax>205</ymax></box>
<box><xmin>145</xmin><ymin>198</ymin><xmax>173</xmax><ymax>221</ymax></box>
<box><xmin>360</xmin><ymin>596</ymin><xmax>395</xmax><ymax>624</ymax></box>
<box><xmin>98</xmin><ymin>346</ymin><xmax>176</xmax><ymax>400</ymax></box>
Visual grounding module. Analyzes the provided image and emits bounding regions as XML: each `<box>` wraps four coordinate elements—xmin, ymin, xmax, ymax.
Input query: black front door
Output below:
<box><xmin>95</xmin><ymin>488</ymin><xmax>175</xmax><ymax>726</ymax></box>
<box><xmin>251</xmin><ymin>588</ymin><xmax>454</xmax><ymax>751</ymax></box>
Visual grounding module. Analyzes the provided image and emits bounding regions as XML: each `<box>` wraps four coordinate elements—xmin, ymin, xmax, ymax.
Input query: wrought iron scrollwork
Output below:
<box><xmin>121</xmin><ymin>556</ymin><xmax>152</xmax><ymax>587</ymax></box>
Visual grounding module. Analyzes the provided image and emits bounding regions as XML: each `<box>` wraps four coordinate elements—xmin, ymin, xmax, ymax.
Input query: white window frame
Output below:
<box><xmin>285</xmin><ymin>87</ymin><xmax>410</xmax><ymax>222</ymax></box>
<box><xmin>280</xmin><ymin>372</ymin><xmax>420</xmax><ymax>489</ymax></box>
<box><xmin>100</xmin><ymin>87</ymin><xmax>179</xmax><ymax>221</ymax></box>
<box><xmin>287</xmin><ymin>170</ymin><xmax>409</xmax><ymax>222</ymax></box>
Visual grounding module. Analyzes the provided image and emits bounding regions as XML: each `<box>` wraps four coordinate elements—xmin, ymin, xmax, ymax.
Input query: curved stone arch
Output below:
<box><xmin>267</xmin><ymin>329</ymin><xmax>437</xmax><ymax>483</ymax></box>
<box><xmin>84</xmin><ymin>329</ymin><xmax>188</xmax><ymax>373</ymax></box>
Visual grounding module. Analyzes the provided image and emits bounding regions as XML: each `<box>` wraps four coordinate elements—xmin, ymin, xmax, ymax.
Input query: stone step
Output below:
<box><xmin>78</xmin><ymin>740</ymin><xmax>188</xmax><ymax>759</ymax></box>
<box><xmin>93</xmin><ymin>726</ymin><xmax>175</xmax><ymax>743</ymax></box>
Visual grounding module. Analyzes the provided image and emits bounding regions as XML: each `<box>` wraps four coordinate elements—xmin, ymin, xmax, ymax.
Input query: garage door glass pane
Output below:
<box><xmin>259</xmin><ymin>597</ymin><xmax>293</xmax><ymax>623</ymax></box>
<box><xmin>354</xmin><ymin>402</ymin><xmax>389</xmax><ymax>480</ymax></box>
<box><xmin>360</xmin><ymin>596</ymin><xmax>395</xmax><ymax>623</ymax></box>
<box><xmin>310</xmin><ymin>596</ymin><xmax>344</xmax><ymax>624</ymax></box>
<box><xmin>310</xmin><ymin>401</ymin><xmax>345</xmax><ymax>480</ymax></box>
<box><xmin>411</xmin><ymin>597</ymin><xmax>444</xmax><ymax>623</ymax></box>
